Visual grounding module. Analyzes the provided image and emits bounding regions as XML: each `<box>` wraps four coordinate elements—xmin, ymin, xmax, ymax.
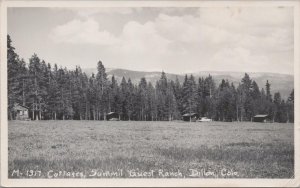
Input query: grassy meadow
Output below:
<box><xmin>8</xmin><ymin>121</ymin><xmax>294</xmax><ymax>178</ymax></box>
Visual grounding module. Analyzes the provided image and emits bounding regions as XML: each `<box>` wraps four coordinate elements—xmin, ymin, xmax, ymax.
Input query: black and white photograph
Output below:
<box><xmin>1</xmin><ymin>0</ymin><xmax>299</xmax><ymax>187</ymax></box>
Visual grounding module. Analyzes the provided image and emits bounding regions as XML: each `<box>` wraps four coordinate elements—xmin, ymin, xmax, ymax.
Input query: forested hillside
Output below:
<box><xmin>8</xmin><ymin>35</ymin><xmax>294</xmax><ymax>122</ymax></box>
<box><xmin>83</xmin><ymin>68</ymin><xmax>293</xmax><ymax>100</ymax></box>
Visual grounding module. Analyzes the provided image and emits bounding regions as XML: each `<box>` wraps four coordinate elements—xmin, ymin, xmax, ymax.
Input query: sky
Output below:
<box><xmin>8</xmin><ymin>7</ymin><xmax>294</xmax><ymax>74</ymax></box>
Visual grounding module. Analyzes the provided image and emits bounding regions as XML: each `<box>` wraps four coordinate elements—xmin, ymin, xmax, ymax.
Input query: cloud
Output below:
<box><xmin>51</xmin><ymin>7</ymin><xmax>134</xmax><ymax>18</ymax></box>
<box><xmin>211</xmin><ymin>47</ymin><xmax>269</xmax><ymax>72</ymax></box>
<box><xmin>155</xmin><ymin>13</ymin><xmax>238</xmax><ymax>45</ymax></box>
<box><xmin>76</xmin><ymin>8</ymin><xmax>134</xmax><ymax>18</ymax></box>
<box><xmin>238</xmin><ymin>7</ymin><xmax>293</xmax><ymax>27</ymax></box>
<box><xmin>50</xmin><ymin>18</ymin><xmax>119</xmax><ymax>45</ymax></box>
<box><xmin>238</xmin><ymin>28</ymin><xmax>293</xmax><ymax>53</ymax></box>
<box><xmin>51</xmin><ymin>7</ymin><xmax>293</xmax><ymax>51</ymax></box>
<box><xmin>116</xmin><ymin>21</ymin><xmax>171</xmax><ymax>54</ymax></box>
<box><xmin>51</xmin><ymin>18</ymin><xmax>171</xmax><ymax>53</ymax></box>
<box><xmin>49</xmin><ymin>7</ymin><xmax>293</xmax><ymax>74</ymax></box>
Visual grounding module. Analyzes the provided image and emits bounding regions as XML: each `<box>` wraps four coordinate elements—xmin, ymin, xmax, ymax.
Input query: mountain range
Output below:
<box><xmin>83</xmin><ymin>68</ymin><xmax>294</xmax><ymax>100</ymax></box>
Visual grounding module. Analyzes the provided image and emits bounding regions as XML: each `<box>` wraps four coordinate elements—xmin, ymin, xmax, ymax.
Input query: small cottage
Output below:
<box><xmin>253</xmin><ymin>114</ymin><xmax>269</xmax><ymax>123</ymax></box>
<box><xmin>182</xmin><ymin>113</ymin><xmax>199</xmax><ymax>122</ymax></box>
<box><xmin>13</xmin><ymin>103</ymin><xmax>29</xmax><ymax>120</ymax></box>
<box><xmin>107</xmin><ymin>112</ymin><xmax>119</xmax><ymax>121</ymax></box>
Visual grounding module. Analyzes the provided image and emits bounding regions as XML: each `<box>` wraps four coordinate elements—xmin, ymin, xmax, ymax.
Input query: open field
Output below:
<box><xmin>8</xmin><ymin>121</ymin><xmax>294</xmax><ymax>178</ymax></box>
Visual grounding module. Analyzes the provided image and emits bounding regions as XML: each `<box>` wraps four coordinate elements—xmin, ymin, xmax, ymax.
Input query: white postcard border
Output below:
<box><xmin>1</xmin><ymin>0</ymin><xmax>299</xmax><ymax>187</ymax></box>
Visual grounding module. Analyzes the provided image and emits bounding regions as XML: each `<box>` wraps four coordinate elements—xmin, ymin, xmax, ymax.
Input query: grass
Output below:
<box><xmin>8</xmin><ymin>121</ymin><xmax>294</xmax><ymax>178</ymax></box>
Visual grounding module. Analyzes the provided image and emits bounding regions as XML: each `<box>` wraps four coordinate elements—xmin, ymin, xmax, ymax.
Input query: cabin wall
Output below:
<box><xmin>107</xmin><ymin>113</ymin><xmax>119</xmax><ymax>120</ymax></box>
<box><xmin>253</xmin><ymin>117</ymin><xmax>267</xmax><ymax>122</ymax></box>
<box><xmin>16</xmin><ymin>110</ymin><xmax>29</xmax><ymax>120</ymax></box>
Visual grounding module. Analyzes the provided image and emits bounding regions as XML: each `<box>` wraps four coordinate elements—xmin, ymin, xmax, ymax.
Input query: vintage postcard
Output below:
<box><xmin>0</xmin><ymin>0</ymin><xmax>299</xmax><ymax>187</ymax></box>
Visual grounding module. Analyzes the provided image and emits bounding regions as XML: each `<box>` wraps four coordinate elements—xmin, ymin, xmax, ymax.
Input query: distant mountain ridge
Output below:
<box><xmin>83</xmin><ymin>68</ymin><xmax>294</xmax><ymax>100</ymax></box>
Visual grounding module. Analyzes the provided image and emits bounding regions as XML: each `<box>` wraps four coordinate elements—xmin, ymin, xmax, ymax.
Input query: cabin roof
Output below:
<box><xmin>182</xmin><ymin>113</ymin><xmax>198</xmax><ymax>117</ymax></box>
<box><xmin>107</xmin><ymin>112</ymin><xmax>118</xmax><ymax>115</ymax></box>
<box><xmin>253</xmin><ymin>114</ymin><xmax>269</xmax><ymax>118</ymax></box>
<box><xmin>13</xmin><ymin>103</ymin><xmax>29</xmax><ymax>110</ymax></box>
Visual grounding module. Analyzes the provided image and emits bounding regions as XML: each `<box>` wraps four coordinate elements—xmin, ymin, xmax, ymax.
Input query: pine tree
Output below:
<box><xmin>81</xmin><ymin>73</ymin><xmax>90</xmax><ymax>120</ymax></box>
<box><xmin>240</xmin><ymin>73</ymin><xmax>253</xmax><ymax>121</ymax></box>
<box><xmin>287</xmin><ymin>89</ymin><xmax>294</xmax><ymax>123</ymax></box>
<box><xmin>173</xmin><ymin>76</ymin><xmax>183</xmax><ymax>114</ymax></box>
<box><xmin>266</xmin><ymin>80</ymin><xmax>272</xmax><ymax>102</ymax></box>
<box><xmin>132</xmin><ymin>85</ymin><xmax>140</xmax><ymax>120</ymax></box>
<box><xmin>120</xmin><ymin>77</ymin><xmax>128</xmax><ymax>120</ymax></box>
<box><xmin>156</xmin><ymin>72</ymin><xmax>168</xmax><ymax>120</ymax></box>
<box><xmin>138</xmin><ymin>77</ymin><xmax>148</xmax><ymax>120</ymax></box>
<box><xmin>166</xmin><ymin>80</ymin><xmax>179</xmax><ymax>121</ymax></box>
<box><xmin>147</xmin><ymin>82</ymin><xmax>157</xmax><ymax>121</ymax></box>
<box><xmin>7</xmin><ymin>35</ymin><xmax>26</xmax><ymax>119</ymax></box>
<box><xmin>279</xmin><ymin>99</ymin><xmax>288</xmax><ymax>123</ymax></box>
<box><xmin>203</xmin><ymin>75</ymin><xmax>216</xmax><ymax>118</ymax></box>
<box><xmin>181</xmin><ymin>75</ymin><xmax>189</xmax><ymax>115</ymax></box>
<box><xmin>96</xmin><ymin>61</ymin><xmax>108</xmax><ymax>120</ymax></box>
<box><xmin>230</xmin><ymin>83</ymin><xmax>238</xmax><ymax>121</ymax></box>
<box><xmin>27</xmin><ymin>54</ymin><xmax>46</xmax><ymax>120</ymax></box>
<box><xmin>265</xmin><ymin>80</ymin><xmax>274</xmax><ymax>120</ymax></box>
<box><xmin>88</xmin><ymin>73</ymin><xmax>97</xmax><ymax>120</ymax></box>
<box><xmin>181</xmin><ymin>74</ymin><xmax>197</xmax><ymax>116</ymax></box>
<box><xmin>215</xmin><ymin>80</ymin><xmax>235</xmax><ymax>121</ymax></box>
<box><xmin>48</xmin><ymin>64</ymin><xmax>60</xmax><ymax>120</ymax></box>
<box><xmin>110</xmin><ymin>75</ymin><xmax>121</xmax><ymax>119</ymax></box>
<box><xmin>197</xmin><ymin>77</ymin><xmax>205</xmax><ymax>116</ymax></box>
<box><xmin>70</xmin><ymin>66</ymin><xmax>87</xmax><ymax>120</ymax></box>
<box><xmin>250</xmin><ymin>81</ymin><xmax>261</xmax><ymax>118</ymax></box>
<box><xmin>127</xmin><ymin>78</ymin><xmax>135</xmax><ymax>120</ymax></box>
<box><xmin>273</xmin><ymin>92</ymin><xmax>282</xmax><ymax>122</ymax></box>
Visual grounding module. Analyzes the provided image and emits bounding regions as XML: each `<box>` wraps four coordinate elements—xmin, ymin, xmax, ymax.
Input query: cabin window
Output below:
<box><xmin>24</xmin><ymin>111</ymin><xmax>27</xmax><ymax>115</ymax></box>
<box><xmin>19</xmin><ymin>110</ymin><xmax>23</xmax><ymax>115</ymax></box>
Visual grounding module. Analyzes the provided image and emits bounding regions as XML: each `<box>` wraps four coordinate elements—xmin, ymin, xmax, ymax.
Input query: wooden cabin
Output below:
<box><xmin>253</xmin><ymin>114</ymin><xmax>270</xmax><ymax>123</ymax></box>
<box><xmin>107</xmin><ymin>112</ymin><xmax>119</xmax><ymax>121</ymax></box>
<box><xmin>13</xmin><ymin>103</ymin><xmax>29</xmax><ymax>120</ymax></box>
<box><xmin>182</xmin><ymin>113</ymin><xmax>199</xmax><ymax>122</ymax></box>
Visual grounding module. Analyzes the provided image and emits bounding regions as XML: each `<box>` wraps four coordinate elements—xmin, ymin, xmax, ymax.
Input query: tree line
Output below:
<box><xmin>7</xmin><ymin>35</ymin><xmax>294</xmax><ymax>122</ymax></box>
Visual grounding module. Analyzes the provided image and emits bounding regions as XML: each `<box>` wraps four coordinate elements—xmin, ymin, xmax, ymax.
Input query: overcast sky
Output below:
<box><xmin>8</xmin><ymin>7</ymin><xmax>294</xmax><ymax>74</ymax></box>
